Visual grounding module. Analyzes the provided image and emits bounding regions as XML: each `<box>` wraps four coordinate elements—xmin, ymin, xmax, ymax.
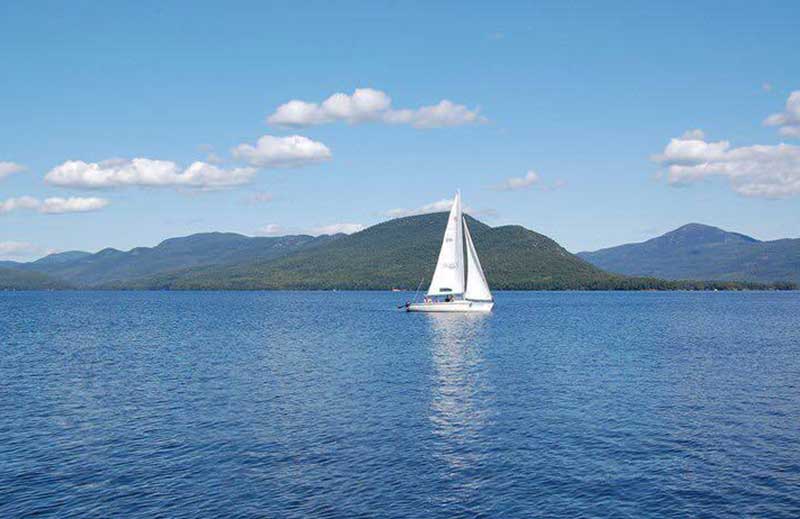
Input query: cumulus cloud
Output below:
<box><xmin>382</xmin><ymin>100</ymin><xmax>485</xmax><ymax>129</ymax></box>
<box><xmin>268</xmin><ymin>89</ymin><xmax>392</xmax><ymax>126</ymax></box>
<box><xmin>383</xmin><ymin>199</ymin><xmax>456</xmax><ymax>218</ymax></box>
<box><xmin>0</xmin><ymin>241</ymin><xmax>39</xmax><ymax>259</ymax></box>
<box><xmin>0</xmin><ymin>196</ymin><xmax>109</xmax><ymax>214</ymax></box>
<box><xmin>45</xmin><ymin>159</ymin><xmax>256</xmax><ymax>190</ymax></box>
<box><xmin>764</xmin><ymin>91</ymin><xmax>800</xmax><ymax>138</ymax></box>
<box><xmin>309</xmin><ymin>223</ymin><xmax>365</xmax><ymax>235</ymax></box>
<box><xmin>493</xmin><ymin>170</ymin><xmax>541</xmax><ymax>191</ymax></box>
<box><xmin>0</xmin><ymin>196</ymin><xmax>40</xmax><ymax>213</ymax></box>
<box><xmin>197</xmin><ymin>144</ymin><xmax>223</xmax><ymax>164</ymax></box>
<box><xmin>267</xmin><ymin>88</ymin><xmax>485</xmax><ymax>129</ymax></box>
<box><xmin>39</xmin><ymin>197</ymin><xmax>109</xmax><ymax>214</ymax></box>
<box><xmin>255</xmin><ymin>223</ymin><xmax>283</xmax><ymax>236</ymax></box>
<box><xmin>0</xmin><ymin>161</ymin><xmax>25</xmax><ymax>180</ymax></box>
<box><xmin>490</xmin><ymin>171</ymin><xmax>564</xmax><ymax>192</ymax></box>
<box><xmin>653</xmin><ymin>132</ymin><xmax>800</xmax><ymax>198</ymax></box>
<box><xmin>205</xmin><ymin>152</ymin><xmax>223</xmax><ymax>164</ymax></box>
<box><xmin>232</xmin><ymin>135</ymin><xmax>331</xmax><ymax>168</ymax></box>
<box><xmin>383</xmin><ymin>198</ymin><xmax>494</xmax><ymax>218</ymax></box>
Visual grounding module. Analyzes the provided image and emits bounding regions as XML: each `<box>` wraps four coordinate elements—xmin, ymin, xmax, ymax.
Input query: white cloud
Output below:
<box><xmin>382</xmin><ymin>100</ymin><xmax>486</xmax><ymax>129</ymax></box>
<box><xmin>383</xmin><ymin>199</ymin><xmax>455</xmax><ymax>218</ymax></box>
<box><xmin>232</xmin><ymin>135</ymin><xmax>331</xmax><ymax>168</ymax></box>
<box><xmin>0</xmin><ymin>241</ymin><xmax>39</xmax><ymax>259</ymax></box>
<box><xmin>494</xmin><ymin>170</ymin><xmax>540</xmax><ymax>191</ymax></box>
<box><xmin>0</xmin><ymin>196</ymin><xmax>40</xmax><ymax>213</ymax></box>
<box><xmin>180</xmin><ymin>162</ymin><xmax>256</xmax><ymax>188</ymax></box>
<box><xmin>491</xmin><ymin>171</ymin><xmax>565</xmax><ymax>192</ymax></box>
<box><xmin>764</xmin><ymin>90</ymin><xmax>800</xmax><ymax>138</ymax></box>
<box><xmin>0</xmin><ymin>161</ymin><xmax>25</xmax><ymax>180</ymax></box>
<box><xmin>39</xmin><ymin>197</ymin><xmax>109</xmax><ymax>214</ymax></box>
<box><xmin>267</xmin><ymin>89</ymin><xmax>391</xmax><ymax>126</ymax></box>
<box><xmin>382</xmin><ymin>198</ymin><xmax>494</xmax><ymax>218</ymax></box>
<box><xmin>0</xmin><ymin>196</ymin><xmax>109</xmax><ymax>214</ymax></box>
<box><xmin>255</xmin><ymin>223</ymin><xmax>283</xmax><ymax>236</ymax></box>
<box><xmin>45</xmin><ymin>159</ymin><xmax>256</xmax><ymax>189</ymax></box>
<box><xmin>653</xmin><ymin>132</ymin><xmax>800</xmax><ymax>198</ymax></box>
<box><xmin>205</xmin><ymin>152</ymin><xmax>223</xmax><ymax>164</ymax></box>
<box><xmin>652</xmin><ymin>136</ymin><xmax>729</xmax><ymax>164</ymax></box>
<box><xmin>309</xmin><ymin>223</ymin><xmax>365</xmax><ymax>235</ymax></box>
<box><xmin>197</xmin><ymin>144</ymin><xmax>223</xmax><ymax>164</ymax></box>
<box><xmin>267</xmin><ymin>88</ymin><xmax>485</xmax><ymax>129</ymax></box>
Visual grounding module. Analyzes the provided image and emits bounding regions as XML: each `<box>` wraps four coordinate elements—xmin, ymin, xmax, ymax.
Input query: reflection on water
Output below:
<box><xmin>426</xmin><ymin>313</ymin><xmax>494</xmax><ymax>507</ymax></box>
<box><xmin>4</xmin><ymin>292</ymin><xmax>800</xmax><ymax>517</ymax></box>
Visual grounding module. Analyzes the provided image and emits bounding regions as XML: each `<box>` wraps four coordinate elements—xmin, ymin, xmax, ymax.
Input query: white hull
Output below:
<box><xmin>406</xmin><ymin>300</ymin><xmax>494</xmax><ymax>313</ymax></box>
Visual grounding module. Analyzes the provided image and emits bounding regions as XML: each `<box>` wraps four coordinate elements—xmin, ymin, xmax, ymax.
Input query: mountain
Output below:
<box><xmin>578</xmin><ymin>223</ymin><xmax>800</xmax><ymax>283</ymax></box>
<box><xmin>6</xmin><ymin>217</ymin><xmax>793</xmax><ymax>291</ymax></box>
<box><xmin>29</xmin><ymin>250</ymin><xmax>92</xmax><ymax>266</ymax></box>
<box><xmin>0</xmin><ymin>267</ymin><xmax>73</xmax><ymax>290</ymax></box>
<box><xmin>108</xmin><ymin>213</ymin><xmax>619</xmax><ymax>290</ymax></box>
<box><xmin>17</xmin><ymin>232</ymin><xmax>340</xmax><ymax>287</ymax></box>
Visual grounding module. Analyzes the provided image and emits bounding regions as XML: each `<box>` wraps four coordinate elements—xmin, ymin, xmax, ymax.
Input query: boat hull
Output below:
<box><xmin>406</xmin><ymin>300</ymin><xmax>494</xmax><ymax>313</ymax></box>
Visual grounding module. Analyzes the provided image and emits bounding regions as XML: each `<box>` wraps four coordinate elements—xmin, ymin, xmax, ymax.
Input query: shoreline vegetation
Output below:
<box><xmin>1</xmin><ymin>213</ymin><xmax>798</xmax><ymax>292</ymax></box>
<box><xmin>3</xmin><ymin>279</ymin><xmax>797</xmax><ymax>292</ymax></box>
<box><xmin>96</xmin><ymin>275</ymin><xmax>797</xmax><ymax>291</ymax></box>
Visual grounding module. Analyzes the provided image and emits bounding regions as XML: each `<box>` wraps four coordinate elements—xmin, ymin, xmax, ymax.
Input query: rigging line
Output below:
<box><xmin>413</xmin><ymin>277</ymin><xmax>425</xmax><ymax>303</ymax></box>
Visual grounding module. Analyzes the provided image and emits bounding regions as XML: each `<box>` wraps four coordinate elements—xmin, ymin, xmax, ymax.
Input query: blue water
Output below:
<box><xmin>1</xmin><ymin>291</ymin><xmax>799</xmax><ymax>518</ymax></box>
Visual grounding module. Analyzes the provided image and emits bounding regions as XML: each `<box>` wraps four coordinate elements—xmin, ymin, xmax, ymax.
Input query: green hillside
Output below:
<box><xmin>0</xmin><ymin>267</ymin><xmax>73</xmax><ymax>290</ymax></box>
<box><xmin>109</xmin><ymin>213</ymin><xmax>633</xmax><ymax>290</ymax></box>
<box><xmin>20</xmin><ymin>232</ymin><xmax>339</xmax><ymax>287</ymax></box>
<box><xmin>579</xmin><ymin>223</ymin><xmax>800</xmax><ymax>283</ymax></box>
<box><xmin>7</xmin><ymin>216</ymin><xmax>793</xmax><ymax>291</ymax></box>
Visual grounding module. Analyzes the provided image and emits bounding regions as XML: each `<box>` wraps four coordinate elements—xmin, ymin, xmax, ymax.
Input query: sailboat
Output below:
<box><xmin>406</xmin><ymin>191</ymin><xmax>494</xmax><ymax>312</ymax></box>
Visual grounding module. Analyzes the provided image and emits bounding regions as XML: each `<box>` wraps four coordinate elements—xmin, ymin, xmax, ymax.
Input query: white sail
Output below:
<box><xmin>463</xmin><ymin>218</ymin><xmax>493</xmax><ymax>301</ymax></box>
<box><xmin>427</xmin><ymin>191</ymin><xmax>465</xmax><ymax>296</ymax></box>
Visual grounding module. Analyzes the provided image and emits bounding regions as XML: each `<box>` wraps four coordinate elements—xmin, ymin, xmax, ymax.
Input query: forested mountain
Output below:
<box><xmin>13</xmin><ymin>232</ymin><xmax>340</xmax><ymax>287</ymax></box>
<box><xmin>111</xmin><ymin>213</ymin><xmax>615</xmax><ymax>290</ymax></box>
<box><xmin>0</xmin><ymin>267</ymin><xmax>73</xmax><ymax>290</ymax></box>
<box><xmin>578</xmin><ymin>223</ymin><xmax>800</xmax><ymax>283</ymax></box>
<box><xmin>4</xmin><ymin>218</ymin><xmax>795</xmax><ymax>291</ymax></box>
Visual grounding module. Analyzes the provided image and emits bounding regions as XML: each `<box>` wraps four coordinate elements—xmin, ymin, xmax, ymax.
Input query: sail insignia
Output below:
<box><xmin>427</xmin><ymin>191</ymin><xmax>465</xmax><ymax>296</ymax></box>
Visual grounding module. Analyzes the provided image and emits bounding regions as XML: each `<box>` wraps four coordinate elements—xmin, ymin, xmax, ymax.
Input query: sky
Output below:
<box><xmin>2</xmin><ymin>1</ymin><xmax>799</xmax><ymax>261</ymax></box>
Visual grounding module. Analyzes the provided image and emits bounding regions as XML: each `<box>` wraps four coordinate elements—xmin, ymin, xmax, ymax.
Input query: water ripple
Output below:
<box><xmin>1</xmin><ymin>291</ymin><xmax>799</xmax><ymax>517</ymax></box>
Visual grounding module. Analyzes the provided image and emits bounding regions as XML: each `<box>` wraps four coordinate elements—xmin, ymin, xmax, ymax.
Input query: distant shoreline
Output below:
<box><xmin>2</xmin><ymin>214</ymin><xmax>798</xmax><ymax>292</ymax></box>
<box><xmin>3</xmin><ymin>285</ymin><xmax>797</xmax><ymax>293</ymax></box>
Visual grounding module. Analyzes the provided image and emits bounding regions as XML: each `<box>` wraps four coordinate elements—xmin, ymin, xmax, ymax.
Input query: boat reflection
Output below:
<box><xmin>426</xmin><ymin>313</ymin><xmax>494</xmax><ymax>492</ymax></box>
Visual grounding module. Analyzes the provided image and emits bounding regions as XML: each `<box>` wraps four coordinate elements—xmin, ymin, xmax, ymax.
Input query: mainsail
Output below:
<box><xmin>427</xmin><ymin>191</ymin><xmax>465</xmax><ymax>296</ymax></box>
<box><xmin>463</xmin><ymin>218</ymin><xmax>493</xmax><ymax>301</ymax></box>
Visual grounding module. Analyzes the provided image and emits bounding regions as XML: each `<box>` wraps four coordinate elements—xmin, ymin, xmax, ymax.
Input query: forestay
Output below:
<box><xmin>427</xmin><ymin>191</ymin><xmax>465</xmax><ymax>296</ymax></box>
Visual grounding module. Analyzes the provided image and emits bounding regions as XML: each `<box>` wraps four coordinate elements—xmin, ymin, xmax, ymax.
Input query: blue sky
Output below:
<box><xmin>1</xmin><ymin>1</ymin><xmax>799</xmax><ymax>260</ymax></box>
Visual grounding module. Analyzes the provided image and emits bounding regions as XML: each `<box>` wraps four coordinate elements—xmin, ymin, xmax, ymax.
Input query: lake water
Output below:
<box><xmin>1</xmin><ymin>291</ymin><xmax>799</xmax><ymax>518</ymax></box>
